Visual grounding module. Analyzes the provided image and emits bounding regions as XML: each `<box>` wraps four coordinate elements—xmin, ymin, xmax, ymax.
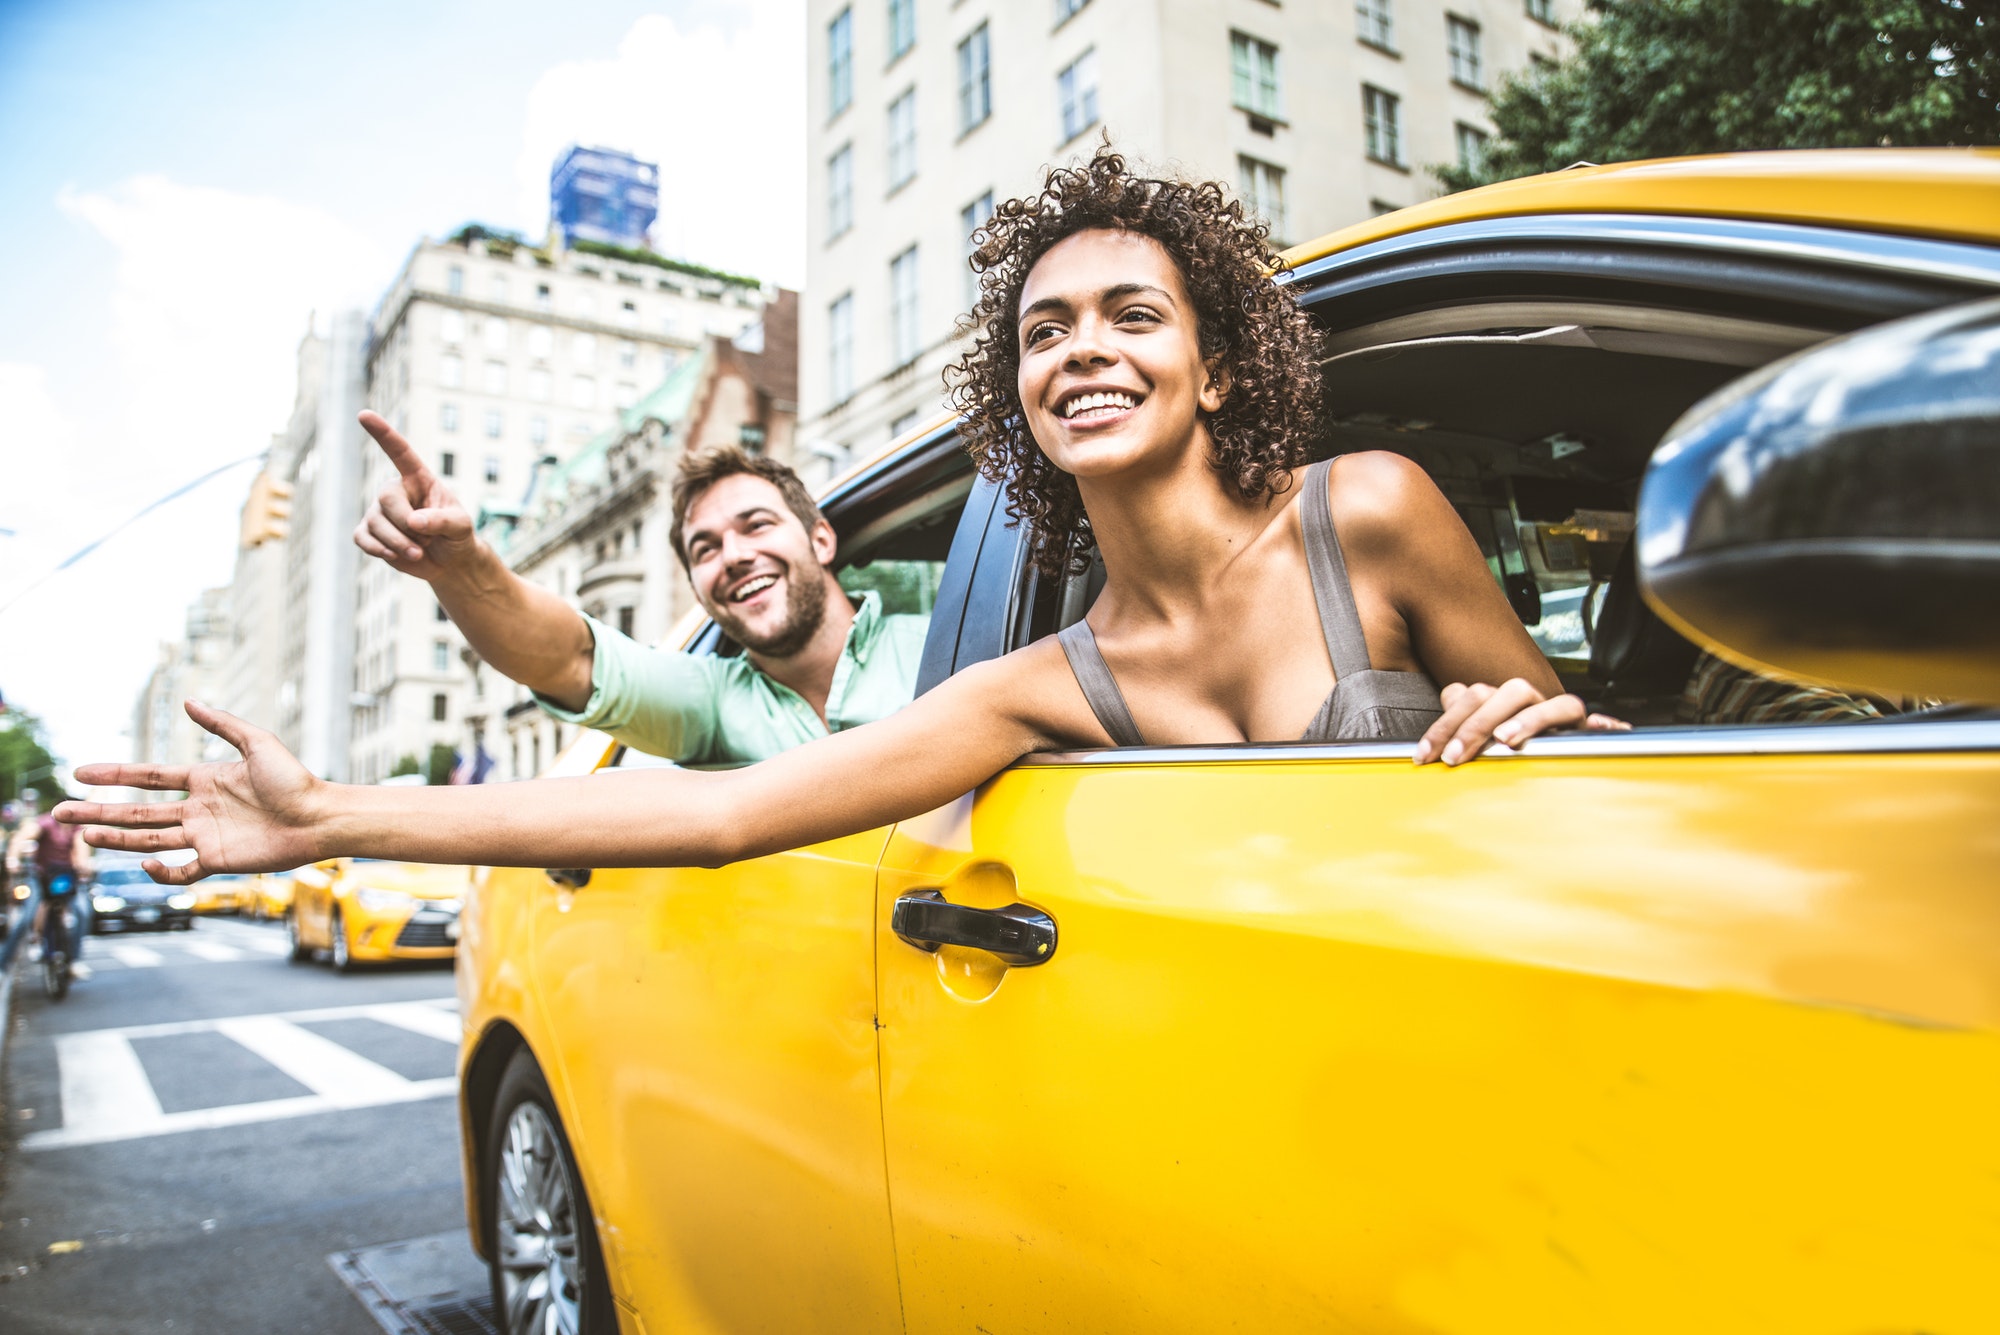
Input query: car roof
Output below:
<box><xmin>1281</xmin><ymin>148</ymin><xmax>2000</xmax><ymax>267</ymax></box>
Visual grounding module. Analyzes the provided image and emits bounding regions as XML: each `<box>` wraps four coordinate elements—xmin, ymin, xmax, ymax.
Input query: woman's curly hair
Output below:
<box><xmin>945</xmin><ymin>145</ymin><xmax>1323</xmax><ymax>578</ymax></box>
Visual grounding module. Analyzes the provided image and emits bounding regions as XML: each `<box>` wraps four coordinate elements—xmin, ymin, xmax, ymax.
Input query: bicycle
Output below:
<box><xmin>41</xmin><ymin>873</ymin><xmax>79</xmax><ymax>1001</ymax></box>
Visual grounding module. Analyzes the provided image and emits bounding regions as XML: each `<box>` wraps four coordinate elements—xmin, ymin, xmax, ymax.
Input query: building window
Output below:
<box><xmin>1355</xmin><ymin>0</ymin><xmax>1395</xmax><ymax>51</ymax></box>
<box><xmin>535</xmin><ymin>283</ymin><xmax>552</xmax><ymax>311</ymax></box>
<box><xmin>829</xmin><ymin>8</ymin><xmax>854</xmax><ymax>117</ymax></box>
<box><xmin>575</xmin><ymin>293</ymin><xmax>596</xmax><ymax>320</ymax></box>
<box><xmin>958</xmin><ymin>23</ymin><xmax>992</xmax><ymax>134</ymax></box>
<box><xmin>888</xmin><ymin>0</ymin><xmax>915</xmax><ymax>62</ymax></box>
<box><xmin>528</xmin><ymin>368</ymin><xmax>551</xmax><ymax>401</ymax></box>
<box><xmin>432</xmin><ymin>693</ymin><xmax>448</xmax><ymax>723</ymax></box>
<box><xmin>483</xmin><ymin>317</ymin><xmax>508</xmax><ymax>353</ymax></box>
<box><xmin>615</xmin><ymin>381</ymin><xmax>639</xmax><ymax>408</ymax></box>
<box><xmin>829</xmin><ymin>292</ymin><xmax>856</xmax><ymax>403</ymax></box>
<box><xmin>440</xmin><ymin>310</ymin><xmax>465</xmax><ymax>345</ymax></box>
<box><xmin>1526</xmin><ymin>0</ymin><xmax>1556</xmax><ymax>25</ymax></box>
<box><xmin>890</xmin><ymin>408</ymin><xmax>921</xmax><ymax>439</ymax></box>
<box><xmin>828</xmin><ymin>144</ymin><xmax>855</xmax><ymax>239</ymax></box>
<box><xmin>447</xmin><ymin>265</ymin><xmax>464</xmax><ymax>296</ymax></box>
<box><xmin>485</xmin><ymin>455</ymin><xmax>502</xmax><ymax>483</ymax></box>
<box><xmin>433</xmin><ymin>641</ymin><xmax>451</xmax><ymax>673</ymax></box>
<box><xmin>571</xmin><ymin>375</ymin><xmax>597</xmax><ymax>409</ymax></box>
<box><xmin>619</xmin><ymin>300</ymin><xmax>638</xmax><ymax>328</ymax></box>
<box><xmin>489</xmin><ymin>275</ymin><xmax>508</xmax><ymax>302</ymax></box>
<box><xmin>617</xmin><ymin>607</ymin><xmax>636</xmax><ymax>638</ymax></box>
<box><xmin>439</xmin><ymin>353</ymin><xmax>463</xmax><ymax>388</ymax></box>
<box><xmin>962</xmin><ymin>190</ymin><xmax>993</xmax><ymax>310</ymax></box>
<box><xmin>484</xmin><ymin>360</ymin><xmax>507</xmax><ymax>394</ymax></box>
<box><xmin>440</xmin><ymin>403</ymin><xmax>460</xmax><ymax>433</ymax></box>
<box><xmin>529</xmin><ymin>415</ymin><xmax>548</xmax><ymax>445</ymax></box>
<box><xmin>1230</xmin><ymin>32</ymin><xmax>1282</xmax><ymax>120</ymax></box>
<box><xmin>887</xmin><ymin>88</ymin><xmax>918</xmax><ymax>190</ymax></box>
<box><xmin>1237</xmin><ymin>156</ymin><xmax>1288</xmax><ymax>243</ymax></box>
<box><xmin>484</xmin><ymin>410</ymin><xmax>503</xmax><ymax>439</ymax></box>
<box><xmin>441</xmin><ymin>449</ymin><xmax>457</xmax><ymax>476</ymax></box>
<box><xmin>528</xmin><ymin>326</ymin><xmax>552</xmax><ymax>360</ymax></box>
<box><xmin>1455</xmin><ymin>121</ymin><xmax>1490</xmax><ymax>175</ymax></box>
<box><xmin>618</xmin><ymin>341</ymin><xmax>637</xmax><ymax>369</ymax></box>
<box><xmin>1057</xmin><ymin>49</ymin><xmax>1099</xmax><ymax>143</ymax></box>
<box><xmin>660</xmin><ymin>349</ymin><xmax>682</xmax><ymax>382</ymax></box>
<box><xmin>574</xmin><ymin>332</ymin><xmax>597</xmax><ymax>365</ymax></box>
<box><xmin>436</xmin><ymin>602</ymin><xmax>449</xmax><ymax>622</ymax></box>
<box><xmin>1055</xmin><ymin>0</ymin><xmax>1091</xmax><ymax>24</ymax></box>
<box><xmin>890</xmin><ymin>245</ymin><xmax>921</xmax><ymax>368</ymax></box>
<box><xmin>1363</xmin><ymin>85</ymin><xmax>1404</xmax><ymax>167</ymax></box>
<box><xmin>1447</xmin><ymin>15</ymin><xmax>1484</xmax><ymax>90</ymax></box>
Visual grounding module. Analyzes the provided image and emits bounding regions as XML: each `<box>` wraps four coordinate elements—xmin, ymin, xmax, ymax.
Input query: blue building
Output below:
<box><xmin>550</xmin><ymin>146</ymin><xmax>660</xmax><ymax>250</ymax></box>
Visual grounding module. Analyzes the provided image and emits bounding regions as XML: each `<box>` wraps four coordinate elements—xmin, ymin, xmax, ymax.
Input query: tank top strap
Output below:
<box><xmin>1056</xmin><ymin>621</ymin><xmax>1146</xmax><ymax>748</ymax></box>
<box><xmin>1297</xmin><ymin>456</ymin><xmax>1374</xmax><ymax>682</ymax></box>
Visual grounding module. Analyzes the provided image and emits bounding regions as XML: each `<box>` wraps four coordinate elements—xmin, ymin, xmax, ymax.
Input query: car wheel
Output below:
<box><xmin>329</xmin><ymin>908</ymin><xmax>357</xmax><ymax>972</ymax></box>
<box><xmin>485</xmin><ymin>1050</ymin><xmax>616</xmax><ymax>1335</ymax></box>
<box><xmin>285</xmin><ymin>911</ymin><xmax>312</xmax><ymax>963</ymax></box>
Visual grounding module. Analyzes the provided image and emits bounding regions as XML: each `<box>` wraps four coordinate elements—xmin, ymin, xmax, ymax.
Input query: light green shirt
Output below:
<box><xmin>536</xmin><ymin>592</ymin><xmax>929</xmax><ymax>766</ymax></box>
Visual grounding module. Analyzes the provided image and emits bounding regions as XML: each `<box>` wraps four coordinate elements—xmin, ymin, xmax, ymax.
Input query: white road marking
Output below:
<box><xmin>21</xmin><ymin>998</ymin><xmax>461</xmax><ymax>1153</ymax></box>
<box><xmin>53</xmin><ymin>1032</ymin><xmax>166</xmax><ymax>1142</ymax></box>
<box><xmin>68</xmin><ymin>962</ymin><xmax>93</xmax><ymax>980</ymax></box>
<box><xmin>212</xmin><ymin>1016</ymin><xmax>412</xmax><ymax>1105</ymax></box>
<box><xmin>108</xmin><ymin>943</ymin><xmax>164</xmax><ymax>968</ymax></box>
<box><xmin>367</xmin><ymin>1002</ymin><xmax>464</xmax><ymax>1044</ymax></box>
<box><xmin>183</xmin><ymin>941</ymin><xmax>244</xmax><ymax>962</ymax></box>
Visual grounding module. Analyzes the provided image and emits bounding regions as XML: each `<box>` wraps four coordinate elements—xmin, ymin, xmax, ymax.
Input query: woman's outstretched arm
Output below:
<box><xmin>59</xmin><ymin>650</ymin><xmax>1069</xmax><ymax>884</ymax></box>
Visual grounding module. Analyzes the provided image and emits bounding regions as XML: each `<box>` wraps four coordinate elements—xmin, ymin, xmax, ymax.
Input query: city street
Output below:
<box><xmin>0</xmin><ymin>913</ymin><xmax>478</xmax><ymax>1335</ymax></box>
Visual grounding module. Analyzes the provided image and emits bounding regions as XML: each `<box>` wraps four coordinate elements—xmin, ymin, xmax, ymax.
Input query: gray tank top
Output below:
<box><xmin>1056</xmin><ymin>457</ymin><xmax>1446</xmax><ymax>746</ymax></box>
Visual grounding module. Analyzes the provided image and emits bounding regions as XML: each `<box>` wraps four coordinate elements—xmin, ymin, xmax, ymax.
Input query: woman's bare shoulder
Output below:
<box><xmin>1324</xmin><ymin>450</ymin><xmax>1450</xmax><ymax>555</ymax></box>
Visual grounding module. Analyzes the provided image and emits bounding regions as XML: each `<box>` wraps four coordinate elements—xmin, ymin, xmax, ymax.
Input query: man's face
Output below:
<box><xmin>681</xmin><ymin>473</ymin><xmax>835</xmax><ymax>658</ymax></box>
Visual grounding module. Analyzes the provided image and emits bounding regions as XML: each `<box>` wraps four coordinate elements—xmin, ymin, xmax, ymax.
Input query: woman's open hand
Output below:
<box><xmin>1413</xmin><ymin>679</ymin><xmax>1629</xmax><ymax>767</ymax></box>
<box><xmin>54</xmin><ymin>701</ymin><xmax>329</xmax><ymax>884</ymax></box>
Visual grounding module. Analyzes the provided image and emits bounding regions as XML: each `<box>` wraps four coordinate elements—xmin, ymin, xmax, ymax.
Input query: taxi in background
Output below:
<box><xmin>246</xmin><ymin>871</ymin><xmax>296</xmax><ymax>922</ymax></box>
<box><xmin>452</xmin><ymin>150</ymin><xmax>2000</xmax><ymax>1334</ymax></box>
<box><xmin>191</xmin><ymin>873</ymin><xmax>256</xmax><ymax>915</ymax></box>
<box><xmin>289</xmin><ymin>857</ymin><xmax>465</xmax><ymax>971</ymax></box>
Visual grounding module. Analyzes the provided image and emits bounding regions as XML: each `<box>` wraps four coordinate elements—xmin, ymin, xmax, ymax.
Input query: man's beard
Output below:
<box><xmin>713</xmin><ymin>563</ymin><xmax>830</xmax><ymax>659</ymax></box>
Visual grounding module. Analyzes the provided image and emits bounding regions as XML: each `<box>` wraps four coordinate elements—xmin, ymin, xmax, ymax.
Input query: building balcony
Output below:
<box><xmin>577</xmin><ymin>557</ymin><xmax>646</xmax><ymax>600</ymax></box>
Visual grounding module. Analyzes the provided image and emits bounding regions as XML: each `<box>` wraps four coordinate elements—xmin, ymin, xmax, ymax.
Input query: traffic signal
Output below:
<box><xmin>240</xmin><ymin>471</ymin><xmax>294</xmax><ymax>549</ymax></box>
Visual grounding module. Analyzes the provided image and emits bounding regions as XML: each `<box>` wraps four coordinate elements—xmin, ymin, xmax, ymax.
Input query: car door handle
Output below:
<box><xmin>544</xmin><ymin>868</ymin><xmax>592</xmax><ymax>890</ymax></box>
<box><xmin>891</xmin><ymin>890</ymin><xmax>1057</xmax><ymax>967</ymax></box>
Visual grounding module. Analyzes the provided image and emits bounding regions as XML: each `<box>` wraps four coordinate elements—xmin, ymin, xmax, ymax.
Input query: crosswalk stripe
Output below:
<box><xmin>183</xmin><ymin>941</ymin><xmax>245</xmax><ymax>962</ymax></box>
<box><xmin>55</xmin><ymin>1032</ymin><xmax>166</xmax><ymax>1141</ymax></box>
<box><xmin>59</xmin><ymin>996</ymin><xmax>457</xmax><ymax>1044</ymax></box>
<box><xmin>367</xmin><ymin>1002</ymin><xmax>463</xmax><ymax>1044</ymax></box>
<box><xmin>212</xmin><ymin>1016</ymin><xmax>413</xmax><ymax>1104</ymax></box>
<box><xmin>21</xmin><ymin>1079</ymin><xmax>456</xmax><ymax>1152</ymax></box>
<box><xmin>108</xmin><ymin>943</ymin><xmax>165</xmax><ymax>968</ymax></box>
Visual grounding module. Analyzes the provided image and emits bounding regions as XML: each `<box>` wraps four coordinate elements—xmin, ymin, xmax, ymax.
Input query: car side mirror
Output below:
<box><xmin>1636</xmin><ymin>296</ymin><xmax>2000</xmax><ymax>704</ymax></box>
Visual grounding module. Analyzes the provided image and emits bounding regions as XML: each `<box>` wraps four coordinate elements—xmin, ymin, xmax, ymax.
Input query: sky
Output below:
<box><xmin>0</xmin><ymin>0</ymin><xmax>806</xmax><ymax>782</ymax></box>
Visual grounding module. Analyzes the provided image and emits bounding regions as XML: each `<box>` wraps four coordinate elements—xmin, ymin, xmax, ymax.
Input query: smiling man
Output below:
<box><xmin>352</xmin><ymin>412</ymin><xmax>928</xmax><ymax>767</ymax></box>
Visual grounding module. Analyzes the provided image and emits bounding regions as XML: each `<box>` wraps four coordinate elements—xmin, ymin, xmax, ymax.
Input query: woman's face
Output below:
<box><xmin>1015</xmin><ymin>228</ymin><xmax>1222</xmax><ymax>483</ymax></box>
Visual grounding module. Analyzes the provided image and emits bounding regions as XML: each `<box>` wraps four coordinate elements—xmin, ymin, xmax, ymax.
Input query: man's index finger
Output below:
<box><xmin>360</xmin><ymin>410</ymin><xmax>430</xmax><ymax>483</ymax></box>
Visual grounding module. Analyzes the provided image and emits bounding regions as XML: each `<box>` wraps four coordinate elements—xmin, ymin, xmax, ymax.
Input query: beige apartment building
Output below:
<box><xmin>133</xmin><ymin>587</ymin><xmax>233</xmax><ymax>775</ymax></box>
<box><xmin>801</xmin><ymin>0</ymin><xmax>1577</xmax><ymax>455</ymax></box>
<box><xmin>353</xmin><ymin>229</ymin><xmax>770</xmax><ymax>783</ymax></box>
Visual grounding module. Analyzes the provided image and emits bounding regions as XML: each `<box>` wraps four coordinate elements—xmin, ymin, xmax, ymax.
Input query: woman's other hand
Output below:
<box><xmin>1413</xmin><ymin>679</ymin><xmax>1629</xmax><ymax>767</ymax></box>
<box><xmin>53</xmin><ymin>700</ymin><xmax>328</xmax><ymax>884</ymax></box>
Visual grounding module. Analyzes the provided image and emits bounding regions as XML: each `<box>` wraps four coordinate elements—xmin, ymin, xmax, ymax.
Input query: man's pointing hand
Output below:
<box><xmin>353</xmin><ymin>410</ymin><xmax>478</xmax><ymax>581</ymax></box>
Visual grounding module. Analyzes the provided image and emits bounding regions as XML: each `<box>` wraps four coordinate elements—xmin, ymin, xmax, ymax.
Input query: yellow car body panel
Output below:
<box><xmin>874</xmin><ymin>749</ymin><xmax>2000</xmax><ymax>1333</ymax></box>
<box><xmin>250</xmin><ymin>872</ymin><xmax>295</xmax><ymax>920</ymax></box>
<box><xmin>1281</xmin><ymin>148</ymin><xmax>2000</xmax><ymax>268</ymax></box>
<box><xmin>293</xmin><ymin>858</ymin><xmax>466</xmax><ymax>962</ymax></box>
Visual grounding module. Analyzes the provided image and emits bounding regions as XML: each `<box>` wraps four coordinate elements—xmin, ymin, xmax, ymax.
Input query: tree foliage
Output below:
<box><xmin>0</xmin><ymin>707</ymin><xmax>62</xmax><ymax>807</ymax></box>
<box><xmin>1440</xmin><ymin>0</ymin><xmax>2000</xmax><ymax>191</ymax></box>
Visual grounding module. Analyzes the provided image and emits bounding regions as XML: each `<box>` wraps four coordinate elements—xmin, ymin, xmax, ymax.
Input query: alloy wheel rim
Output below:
<box><xmin>494</xmin><ymin>1102</ymin><xmax>584</xmax><ymax>1335</ymax></box>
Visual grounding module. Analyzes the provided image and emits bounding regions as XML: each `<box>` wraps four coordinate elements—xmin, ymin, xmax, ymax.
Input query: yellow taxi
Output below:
<box><xmin>289</xmin><ymin>857</ymin><xmax>465</xmax><ymax>971</ymax></box>
<box><xmin>245</xmin><ymin>871</ymin><xmax>295</xmax><ymax>922</ymax></box>
<box><xmin>190</xmin><ymin>873</ymin><xmax>255</xmax><ymax>915</ymax></box>
<box><xmin>454</xmin><ymin>150</ymin><xmax>2000</xmax><ymax>1334</ymax></box>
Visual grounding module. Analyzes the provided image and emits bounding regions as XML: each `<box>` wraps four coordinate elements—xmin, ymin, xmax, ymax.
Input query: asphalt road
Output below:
<box><xmin>0</xmin><ymin>911</ymin><xmax>467</xmax><ymax>1335</ymax></box>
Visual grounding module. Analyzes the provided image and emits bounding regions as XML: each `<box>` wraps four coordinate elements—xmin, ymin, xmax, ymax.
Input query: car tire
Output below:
<box><xmin>484</xmin><ymin>1050</ymin><xmax>617</xmax><ymax>1335</ymax></box>
<box><xmin>285</xmin><ymin>911</ymin><xmax>312</xmax><ymax>964</ymax></box>
<box><xmin>330</xmin><ymin>908</ymin><xmax>355</xmax><ymax>972</ymax></box>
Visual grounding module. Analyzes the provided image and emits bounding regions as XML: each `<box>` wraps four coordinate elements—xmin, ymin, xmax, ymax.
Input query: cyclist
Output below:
<box><xmin>6</xmin><ymin>800</ymin><xmax>92</xmax><ymax>963</ymax></box>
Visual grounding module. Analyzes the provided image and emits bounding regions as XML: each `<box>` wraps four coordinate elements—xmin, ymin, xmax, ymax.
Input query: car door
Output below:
<box><xmin>290</xmin><ymin>859</ymin><xmax>338</xmax><ymax>948</ymax></box>
<box><xmin>519</xmin><ymin>433</ymin><xmax>978</xmax><ymax>1331</ymax></box>
<box><xmin>871</xmin><ymin>220</ymin><xmax>2000</xmax><ymax>1333</ymax></box>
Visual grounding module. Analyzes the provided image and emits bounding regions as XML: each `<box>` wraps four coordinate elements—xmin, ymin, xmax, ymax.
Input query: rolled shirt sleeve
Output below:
<box><xmin>534</xmin><ymin>614</ymin><xmax>723</xmax><ymax>763</ymax></box>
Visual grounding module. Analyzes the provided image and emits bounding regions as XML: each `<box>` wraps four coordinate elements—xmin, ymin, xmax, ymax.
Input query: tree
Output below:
<box><xmin>425</xmin><ymin>744</ymin><xmax>457</xmax><ymax>787</ymax></box>
<box><xmin>390</xmin><ymin>753</ymin><xmax>422</xmax><ymax>779</ymax></box>
<box><xmin>1439</xmin><ymin>0</ymin><xmax>2000</xmax><ymax>192</ymax></box>
<box><xmin>0</xmin><ymin>706</ymin><xmax>62</xmax><ymax>807</ymax></box>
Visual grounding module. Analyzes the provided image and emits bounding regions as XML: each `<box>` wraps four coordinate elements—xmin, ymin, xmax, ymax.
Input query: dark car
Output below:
<box><xmin>91</xmin><ymin>865</ymin><xmax>196</xmax><ymax>933</ymax></box>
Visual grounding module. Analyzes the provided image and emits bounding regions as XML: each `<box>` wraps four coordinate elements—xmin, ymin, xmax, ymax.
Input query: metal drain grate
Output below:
<box><xmin>331</xmin><ymin>1231</ymin><xmax>497</xmax><ymax>1335</ymax></box>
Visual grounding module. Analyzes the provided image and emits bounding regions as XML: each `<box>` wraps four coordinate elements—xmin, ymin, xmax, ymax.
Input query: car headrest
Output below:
<box><xmin>1589</xmin><ymin>538</ymin><xmax>1701</xmax><ymax>696</ymax></box>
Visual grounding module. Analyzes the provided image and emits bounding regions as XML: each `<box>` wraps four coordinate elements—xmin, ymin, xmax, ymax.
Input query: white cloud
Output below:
<box><xmin>0</xmin><ymin>177</ymin><xmax>392</xmax><ymax>772</ymax></box>
<box><xmin>515</xmin><ymin>5</ymin><xmax>806</xmax><ymax>288</ymax></box>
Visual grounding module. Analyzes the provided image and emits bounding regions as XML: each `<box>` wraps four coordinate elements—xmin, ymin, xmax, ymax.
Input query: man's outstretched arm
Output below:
<box><xmin>352</xmin><ymin>410</ymin><xmax>594</xmax><ymax>711</ymax></box>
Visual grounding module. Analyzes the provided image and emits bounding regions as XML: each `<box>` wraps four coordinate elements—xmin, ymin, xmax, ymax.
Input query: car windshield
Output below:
<box><xmin>95</xmin><ymin>868</ymin><xmax>154</xmax><ymax>886</ymax></box>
